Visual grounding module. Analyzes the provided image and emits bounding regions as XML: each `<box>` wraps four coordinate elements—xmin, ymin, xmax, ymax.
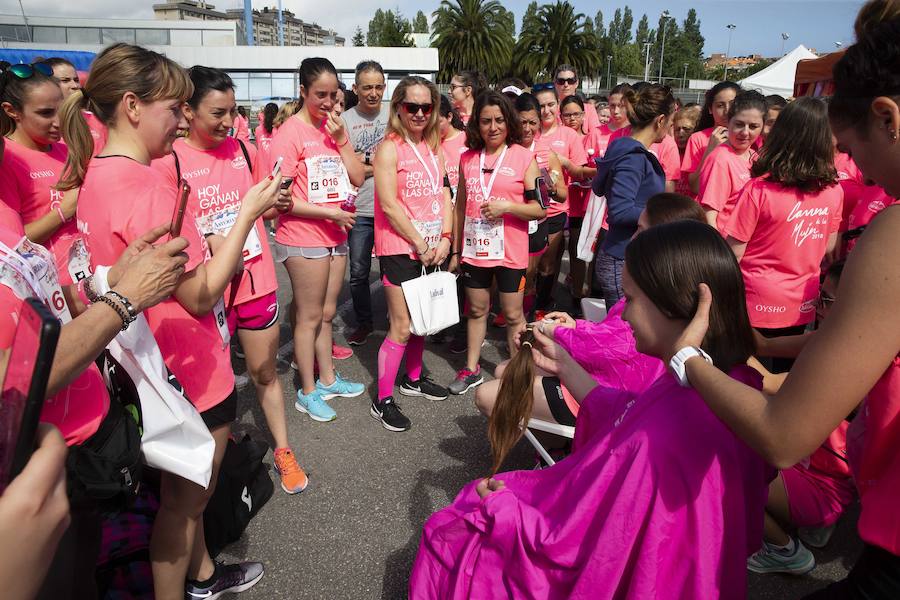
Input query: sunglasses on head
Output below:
<box><xmin>532</xmin><ymin>82</ymin><xmax>555</xmax><ymax>92</ymax></box>
<box><xmin>555</xmin><ymin>77</ymin><xmax>577</xmax><ymax>86</ymax></box>
<box><xmin>401</xmin><ymin>102</ymin><xmax>433</xmax><ymax>116</ymax></box>
<box><xmin>3</xmin><ymin>62</ymin><xmax>53</xmax><ymax>80</ymax></box>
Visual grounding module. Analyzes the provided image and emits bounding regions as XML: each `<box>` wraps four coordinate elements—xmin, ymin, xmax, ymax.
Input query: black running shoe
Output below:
<box><xmin>399</xmin><ymin>374</ymin><xmax>450</xmax><ymax>401</ymax></box>
<box><xmin>185</xmin><ymin>561</ymin><xmax>264</xmax><ymax>600</ymax></box>
<box><xmin>370</xmin><ymin>397</ymin><xmax>411</xmax><ymax>432</ymax></box>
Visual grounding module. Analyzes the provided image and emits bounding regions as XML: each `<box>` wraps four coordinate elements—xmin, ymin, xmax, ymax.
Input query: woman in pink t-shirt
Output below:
<box><xmin>153</xmin><ymin>66</ymin><xmax>307</xmax><ymax>495</ymax></box>
<box><xmin>680</xmin><ymin>81</ymin><xmax>741</xmax><ymax>197</ymax></box>
<box><xmin>57</xmin><ymin>44</ymin><xmax>280</xmax><ymax>599</ymax></box>
<box><xmin>447</xmin><ymin>91</ymin><xmax>544</xmax><ymax>395</ymax></box>
<box><xmin>269</xmin><ymin>57</ymin><xmax>366</xmax><ymax>423</ymax></box>
<box><xmin>439</xmin><ymin>94</ymin><xmax>467</xmax><ymax>202</ymax></box>
<box><xmin>587</xmin><ymin>83</ymin><xmax>631</xmax><ymax>159</ymax></box>
<box><xmin>448</xmin><ymin>70</ymin><xmax>484</xmax><ymax>127</ymax></box>
<box><xmin>724</xmin><ymin>98</ymin><xmax>842</xmax><ymax>355</ymax></box>
<box><xmin>0</xmin><ymin>62</ymin><xmax>86</xmax><ymax>285</ymax></box>
<box><xmin>372</xmin><ymin>77</ymin><xmax>453</xmax><ymax>431</ymax></box>
<box><xmin>698</xmin><ymin>90</ymin><xmax>767</xmax><ymax>232</ymax></box>
<box><xmin>254</xmin><ymin>102</ymin><xmax>278</xmax><ymax>173</ymax></box>
<box><xmin>669</xmin><ymin>14</ymin><xmax>900</xmax><ymax>592</ymax></box>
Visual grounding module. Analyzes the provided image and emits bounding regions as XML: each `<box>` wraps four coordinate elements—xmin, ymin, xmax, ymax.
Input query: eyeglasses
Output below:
<box><xmin>3</xmin><ymin>62</ymin><xmax>53</xmax><ymax>80</ymax></box>
<box><xmin>555</xmin><ymin>77</ymin><xmax>577</xmax><ymax>86</ymax></box>
<box><xmin>448</xmin><ymin>83</ymin><xmax>465</xmax><ymax>91</ymax></box>
<box><xmin>532</xmin><ymin>82</ymin><xmax>555</xmax><ymax>92</ymax></box>
<box><xmin>561</xmin><ymin>111</ymin><xmax>584</xmax><ymax>119</ymax></box>
<box><xmin>401</xmin><ymin>102</ymin><xmax>433</xmax><ymax>116</ymax></box>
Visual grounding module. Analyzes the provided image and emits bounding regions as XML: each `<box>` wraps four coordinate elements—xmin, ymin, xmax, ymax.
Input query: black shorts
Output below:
<box><xmin>461</xmin><ymin>263</ymin><xmax>526</xmax><ymax>294</ymax></box>
<box><xmin>546</xmin><ymin>213</ymin><xmax>567</xmax><ymax>235</ymax></box>
<box><xmin>542</xmin><ymin>376</ymin><xmax>577</xmax><ymax>426</ymax></box>
<box><xmin>201</xmin><ymin>388</ymin><xmax>238</xmax><ymax>429</ymax></box>
<box><xmin>379</xmin><ymin>254</ymin><xmax>433</xmax><ymax>287</ymax></box>
<box><xmin>529</xmin><ymin>220</ymin><xmax>549</xmax><ymax>254</ymax></box>
<box><xmin>568</xmin><ymin>216</ymin><xmax>584</xmax><ymax>230</ymax></box>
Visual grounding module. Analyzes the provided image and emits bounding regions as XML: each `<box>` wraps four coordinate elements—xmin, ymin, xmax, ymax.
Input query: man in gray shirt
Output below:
<box><xmin>342</xmin><ymin>61</ymin><xmax>388</xmax><ymax>345</ymax></box>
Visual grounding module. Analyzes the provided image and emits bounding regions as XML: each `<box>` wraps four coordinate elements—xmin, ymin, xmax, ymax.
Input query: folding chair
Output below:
<box><xmin>581</xmin><ymin>297</ymin><xmax>607</xmax><ymax>322</ymax></box>
<box><xmin>523</xmin><ymin>418</ymin><xmax>575</xmax><ymax>467</ymax></box>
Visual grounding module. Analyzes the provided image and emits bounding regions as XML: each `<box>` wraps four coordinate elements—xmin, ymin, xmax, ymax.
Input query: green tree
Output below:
<box><xmin>431</xmin><ymin>0</ymin><xmax>515</xmax><ymax>82</ymax></box>
<box><xmin>513</xmin><ymin>1</ymin><xmax>601</xmax><ymax>83</ymax></box>
<box><xmin>367</xmin><ymin>9</ymin><xmax>414</xmax><ymax>47</ymax></box>
<box><xmin>679</xmin><ymin>9</ymin><xmax>706</xmax><ymax>78</ymax></box>
<box><xmin>413</xmin><ymin>10</ymin><xmax>430</xmax><ymax>33</ymax></box>
<box><xmin>352</xmin><ymin>26</ymin><xmax>365</xmax><ymax>47</ymax></box>
<box><xmin>594</xmin><ymin>9</ymin><xmax>606</xmax><ymax>38</ymax></box>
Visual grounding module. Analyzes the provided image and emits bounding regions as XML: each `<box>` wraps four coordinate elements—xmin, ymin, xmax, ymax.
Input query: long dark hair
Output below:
<box><xmin>697</xmin><ymin>81</ymin><xmax>741</xmax><ymax>130</ymax></box>
<box><xmin>622</xmin><ymin>84</ymin><xmax>677</xmax><ymax>131</ymax></box>
<box><xmin>728</xmin><ymin>90</ymin><xmax>768</xmax><ymax>121</ymax></box>
<box><xmin>645</xmin><ymin>193</ymin><xmax>706</xmax><ymax>226</ymax></box>
<box><xmin>752</xmin><ymin>97</ymin><xmax>837</xmax><ymax>193</ymax></box>
<box><xmin>626</xmin><ymin>220</ymin><xmax>755</xmax><ymax>371</ymax></box>
<box><xmin>439</xmin><ymin>94</ymin><xmax>464</xmax><ymax>131</ymax></box>
<box><xmin>262</xmin><ymin>102</ymin><xmax>278</xmax><ymax>134</ymax></box>
<box><xmin>489</xmin><ymin>326</ymin><xmax>537</xmax><ymax>474</ymax></box>
<box><xmin>465</xmin><ymin>91</ymin><xmax>522</xmax><ymax>151</ymax></box>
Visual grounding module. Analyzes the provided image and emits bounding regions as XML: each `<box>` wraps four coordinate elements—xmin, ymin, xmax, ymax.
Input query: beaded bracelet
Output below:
<box><xmin>106</xmin><ymin>290</ymin><xmax>138</xmax><ymax>322</ymax></box>
<box><xmin>95</xmin><ymin>294</ymin><xmax>132</xmax><ymax>331</ymax></box>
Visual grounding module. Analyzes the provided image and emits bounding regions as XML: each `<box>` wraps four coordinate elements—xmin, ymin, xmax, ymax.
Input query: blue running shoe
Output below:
<box><xmin>295</xmin><ymin>389</ymin><xmax>336</xmax><ymax>422</ymax></box>
<box><xmin>746</xmin><ymin>539</ymin><xmax>816</xmax><ymax>575</ymax></box>
<box><xmin>316</xmin><ymin>372</ymin><xmax>365</xmax><ymax>400</ymax></box>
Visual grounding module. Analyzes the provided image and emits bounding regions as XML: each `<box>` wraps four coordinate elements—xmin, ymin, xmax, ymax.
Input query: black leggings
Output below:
<box><xmin>803</xmin><ymin>544</ymin><xmax>900</xmax><ymax>600</ymax></box>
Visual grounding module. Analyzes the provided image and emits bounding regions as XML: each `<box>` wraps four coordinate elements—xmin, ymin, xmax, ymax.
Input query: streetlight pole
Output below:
<box><xmin>723</xmin><ymin>23</ymin><xmax>736</xmax><ymax>81</ymax></box>
<box><xmin>682</xmin><ymin>62</ymin><xmax>688</xmax><ymax>91</ymax></box>
<box><xmin>658</xmin><ymin>10</ymin><xmax>670</xmax><ymax>84</ymax></box>
<box><xmin>781</xmin><ymin>32</ymin><xmax>790</xmax><ymax>56</ymax></box>
<box><xmin>643</xmin><ymin>42</ymin><xmax>652</xmax><ymax>82</ymax></box>
<box><xmin>606</xmin><ymin>54</ymin><xmax>613</xmax><ymax>90</ymax></box>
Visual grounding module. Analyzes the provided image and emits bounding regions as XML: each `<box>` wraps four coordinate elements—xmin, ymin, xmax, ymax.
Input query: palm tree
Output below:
<box><xmin>431</xmin><ymin>0</ymin><xmax>515</xmax><ymax>82</ymax></box>
<box><xmin>514</xmin><ymin>1</ymin><xmax>601</xmax><ymax>83</ymax></box>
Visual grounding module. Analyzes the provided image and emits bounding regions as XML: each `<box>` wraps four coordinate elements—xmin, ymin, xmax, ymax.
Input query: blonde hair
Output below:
<box><xmin>58</xmin><ymin>43</ymin><xmax>193</xmax><ymax>190</ymax></box>
<box><xmin>488</xmin><ymin>327</ymin><xmax>536</xmax><ymax>475</ymax></box>
<box><xmin>273</xmin><ymin>100</ymin><xmax>300</xmax><ymax>129</ymax></box>
<box><xmin>386</xmin><ymin>77</ymin><xmax>441</xmax><ymax>152</ymax></box>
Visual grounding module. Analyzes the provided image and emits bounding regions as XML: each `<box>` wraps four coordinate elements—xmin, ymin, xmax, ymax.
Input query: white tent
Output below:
<box><xmin>739</xmin><ymin>45</ymin><xmax>818</xmax><ymax>97</ymax></box>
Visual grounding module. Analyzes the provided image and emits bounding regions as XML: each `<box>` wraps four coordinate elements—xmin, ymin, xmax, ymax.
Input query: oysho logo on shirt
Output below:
<box><xmin>231</xmin><ymin>156</ymin><xmax>247</xmax><ymax>170</ymax></box>
<box><xmin>29</xmin><ymin>170</ymin><xmax>54</xmax><ymax>179</ymax></box>
<box><xmin>498</xmin><ymin>166</ymin><xmax>515</xmax><ymax>177</ymax></box>
<box><xmin>755</xmin><ymin>303</ymin><xmax>787</xmax><ymax>313</ymax></box>
<box><xmin>184</xmin><ymin>167</ymin><xmax>210</xmax><ymax>180</ymax></box>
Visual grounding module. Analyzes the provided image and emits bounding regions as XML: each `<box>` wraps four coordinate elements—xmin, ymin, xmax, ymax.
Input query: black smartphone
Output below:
<box><xmin>170</xmin><ymin>178</ymin><xmax>191</xmax><ymax>238</ymax></box>
<box><xmin>280</xmin><ymin>176</ymin><xmax>294</xmax><ymax>190</ymax></box>
<box><xmin>0</xmin><ymin>298</ymin><xmax>60</xmax><ymax>491</ymax></box>
<box><xmin>534</xmin><ymin>176</ymin><xmax>550</xmax><ymax>209</ymax></box>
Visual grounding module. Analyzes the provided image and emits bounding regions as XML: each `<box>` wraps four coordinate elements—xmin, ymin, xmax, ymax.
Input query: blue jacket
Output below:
<box><xmin>592</xmin><ymin>137</ymin><xmax>665</xmax><ymax>259</ymax></box>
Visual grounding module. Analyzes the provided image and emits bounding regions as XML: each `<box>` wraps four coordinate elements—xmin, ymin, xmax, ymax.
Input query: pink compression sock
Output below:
<box><xmin>406</xmin><ymin>335</ymin><xmax>425</xmax><ymax>381</ymax></box>
<box><xmin>377</xmin><ymin>337</ymin><xmax>407</xmax><ymax>401</ymax></box>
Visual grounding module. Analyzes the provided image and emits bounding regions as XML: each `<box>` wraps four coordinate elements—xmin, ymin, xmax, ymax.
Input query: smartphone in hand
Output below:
<box><xmin>170</xmin><ymin>178</ymin><xmax>191</xmax><ymax>238</ymax></box>
<box><xmin>271</xmin><ymin>156</ymin><xmax>284</xmax><ymax>178</ymax></box>
<box><xmin>0</xmin><ymin>298</ymin><xmax>60</xmax><ymax>492</ymax></box>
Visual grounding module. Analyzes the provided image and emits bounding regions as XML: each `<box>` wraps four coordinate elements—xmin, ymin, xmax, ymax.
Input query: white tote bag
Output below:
<box><xmin>107</xmin><ymin>315</ymin><xmax>215</xmax><ymax>489</ymax></box>
<box><xmin>576</xmin><ymin>192</ymin><xmax>608</xmax><ymax>262</ymax></box>
<box><xmin>401</xmin><ymin>267</ymin><xmax>460</xmax><ymax>336</ymax></box>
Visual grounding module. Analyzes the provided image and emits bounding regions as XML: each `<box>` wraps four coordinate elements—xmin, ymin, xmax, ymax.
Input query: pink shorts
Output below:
<box><xmin>782</xmin><ymin>465</ymin><xmax>856</xmax><ymax>528</ymax></box>
<box><xmin>227</xmin><ymin>291</ymin><xmax>279</xmax><ymax>334</ymax></box>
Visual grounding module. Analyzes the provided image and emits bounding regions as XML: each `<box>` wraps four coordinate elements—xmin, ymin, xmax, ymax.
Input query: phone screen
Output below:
<box><xmin>0</xmin><ymin>299</ymin><xmax>43</xmax><ymax>491</ymax></box>
<box><xmin>535</xmin><ymin>176</ymin><xmax>550</xmax><ymax>208</ymax></box>
<box><xmin>170</xmin><ymin>179</ymin><xmax>191</xmax><ymax>238</ymax></box>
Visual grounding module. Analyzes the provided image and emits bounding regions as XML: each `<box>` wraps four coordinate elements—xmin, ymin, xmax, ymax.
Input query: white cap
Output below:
<box><xmin>501</xmin><ymin>85</ymin><xmax>523</xmax><ymax>97</ymax></box>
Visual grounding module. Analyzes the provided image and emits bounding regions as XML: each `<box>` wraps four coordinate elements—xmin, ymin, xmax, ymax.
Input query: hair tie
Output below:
<box><xmin>522</xmin><ymin>340</ymin><xmax>533</xmax><ymax>349</ymax></box>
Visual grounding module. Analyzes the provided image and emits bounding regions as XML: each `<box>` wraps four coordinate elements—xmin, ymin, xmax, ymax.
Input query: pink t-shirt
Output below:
<box><xmin>441</xmin><ymin>131</ymin><xmax>467</xmax><ymax>202</ymax></box>
<box><xmin>459</xmin><ymin>144</ymin><xmax>535</xmax><ymax>270</ymax></box>
<box><xmin>375</xmin><ymin>136</ymin><xmax>447</xmax><ymax>258</ymax></box>
<box><xmin>586</xmin><ymin>123</ymin><xmax>620</xmax><ymax>158</ymax></box>
<box><xmin>0</xmin><ymin>138</ymin><xmax>82</xmax><ymax>286</ymax></box>
<box><xmin>0</xmin><ymin>223</ymin><xmax>108</xmax><ymax>445</ymax></box>
<box><xmin>153</xmin><ymin>138</ymin><xmax>278</xmax><ymax>306</ymax></box>
<box><xmin>254</xmin><ymin>125</ymin><xmax>275</xmax><ymax>174</ymax></box>
<box><xmin>680</xmin><ymin>127</ymin><xmax>715</xmax><ymax>199</ymax></box>
<box><xmin>610</xmin><ymin>127</ymin><xmax>681</xmax><ymax>182</ymax></box>
<box><xmin>270</xmin><ymin>116</ymin><xmax>351</xmax><ymax>247</ymax></box>
<box><xmin>698</xmin><ymin>144</ymin><xmax>756</xmax><ymax>233</ymax></box>
<box><xmin>556</xmin><ymin>101</ymin><xmax>601</xmax><ymax>133</ymax></box>
<box><xmin>725</xmin><ymin>177</ymin><xmax>844</xmax><ymax>328</ymax></box>
<box><xmin>232</xmin><ymin>114</ymin><xmax>250</xmax><ymax>144</ymax></box>
<box><xmin>567</xmin><ymin>132</ymin><xmax>595</xmax><ymax>218</ymax></box>
<box><xmin>540</xmin><ymin>125</ymin><xmax>588</xmax><ymax>218</ymax></box>
<box><xmin>77</xmin><ymin>156</ymin><xmax>234</xmax><ymax>412</ymax></box>
<box><xmin>83</xmin><ymin>111</ymin><xmax>108</xmax><ymax>156</ymax></box>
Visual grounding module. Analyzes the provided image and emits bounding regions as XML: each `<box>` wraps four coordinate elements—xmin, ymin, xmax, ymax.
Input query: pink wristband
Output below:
<box><xmin>51</xmin><ymin>201</ymin><xmax>68</xmax><ymax>223</ymax></box>
<box><xmin>77</xmin><ymin>278</ymin><xmax>92</xmax><ymax>306</ymax></box>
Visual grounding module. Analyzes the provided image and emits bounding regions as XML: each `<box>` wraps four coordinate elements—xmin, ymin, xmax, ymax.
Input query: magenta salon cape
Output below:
<box><xmin>410</xmin><ymin>367</ymin><xmax>771</xmax><ymax>600</ymax></box>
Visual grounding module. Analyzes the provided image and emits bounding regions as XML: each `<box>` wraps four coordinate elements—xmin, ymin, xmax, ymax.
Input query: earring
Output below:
<box><xmin>891</xmin><ymin>130</ymin><xmax>899</xmax><ymax>142</ymax></box>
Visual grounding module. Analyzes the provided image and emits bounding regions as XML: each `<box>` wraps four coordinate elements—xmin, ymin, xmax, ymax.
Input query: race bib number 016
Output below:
<box><xmin>306</xmin><ymin>155</ymin><xmax>350</xmax><ymax>204</ymax></box>
<box><xmin>462</xmin><ymin>216</ymin><xmax>504</xmax><ymax>260</ymax></box>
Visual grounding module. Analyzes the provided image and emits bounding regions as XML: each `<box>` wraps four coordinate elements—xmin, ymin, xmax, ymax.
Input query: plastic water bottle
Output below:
<box><xmin>341</xmin><ymin>185</ymin><xmax>358</xmax><ymax>213</ymax></box>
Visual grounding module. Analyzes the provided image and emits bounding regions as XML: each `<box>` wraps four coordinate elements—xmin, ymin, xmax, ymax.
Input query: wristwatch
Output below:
<box><xmin>669</xmin><ymin>346</ymin><xmax>713</xmax><ymax>388</ymax></box>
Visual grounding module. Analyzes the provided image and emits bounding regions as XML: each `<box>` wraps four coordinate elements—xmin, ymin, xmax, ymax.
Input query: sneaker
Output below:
<box><xmin>399</xmin><ymin>374</ymin><xmax>449</xmax><ymax>401</ymax></box>
<box><xmin>234</xmin><ymin>373</ymin><xmax>251</xmax><ymax>389</ymax></box>
<box><xmin>492</xmin><ymin>312</ymin><xmax>507</xmax><ymax>328</ymax></box>
<box><xmin>295</xmin><ymin>389</ymin><xmax>336</xmax><ymax>422</ymax></box>
<box><xmin>347</xmin><ymin>324</ymin><xmax>373</xmax><ymax>346</ymax></box>
<box><xmin>370</xmin><ymin>397</ymin><xmax>411</xmax><ymax>432</ymax></box>
<box><xmin>316</xmin><ymin>372</ymin><xmax>365</xmax><ymax>400</ymax></box>
<box><xmin>448</xmin><ymin>366</ymin><xmax>484</xmax><ymax>395</ymax></box>
<box><xmin>746</xmin><ymin>539</ymin><xmax>816</xmax><ymax>575</ymax></box>
<box><xmin>332</xmin><ymin>342</ymin><xmax>354</xmax><ymax>360</ymax></box>
<box><xmin>273</xmin><ymin>448</ymin><xmax>309</xmax><ymax>494</ymax></box>
<box><xmin>185</xmin><ymin>561</ymin><xmax>264</xmax><ymax>600</ymax></box>
<box><xmin>798</xmin><ymin>524</ymin><xmax>837</xmax><ymax>549</ymax></box>
<box><xmin>233</xmin><ymin>343</ymin><xmax>245</xmax><ymax>360</ymax></box>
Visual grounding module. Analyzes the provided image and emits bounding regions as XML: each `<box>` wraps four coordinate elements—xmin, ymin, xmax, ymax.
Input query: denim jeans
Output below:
<box><xmin>348</xmin><ymin>216</ymin><xmax>375</xmax><ymax>326</ymax></box>
<box><xmin>594</xmin><ymin>250</ymin><xmax>625</xmax><ymax>311</ymax></box>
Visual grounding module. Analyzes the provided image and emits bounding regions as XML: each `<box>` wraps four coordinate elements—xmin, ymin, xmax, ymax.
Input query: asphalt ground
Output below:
<box><xmin>220</xmin><ymin>239</ymin><xmax>861</xmax><ymax>600</ymax></box>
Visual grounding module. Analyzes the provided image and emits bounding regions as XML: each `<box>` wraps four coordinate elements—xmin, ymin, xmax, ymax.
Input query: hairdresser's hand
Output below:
<box><xmin>325</xmin><ymin>110</ymin><xmax>348</xmax><ymax>146</ymax></box>
<box><xmin>530</xmin><ymin>324</ymin><xmax>572</xmax><ymax>376</ymax></box>
<box><xmin>239</xmin><ymin>175</ymin><xmax>282</xmax><ymax>221</ymax></box>
<box><xmin>544</xmin><ymin>311</ymin><xmax>577</xmax><ymax>329</ymax></box>
<box><xmin>476</xmin><ymin>477</ymin><xmax>506</xmax><ymax>499</ymax></box>
<box><xmin>113</xmin><ymin>235</ymin><xmax>190</xmax><ymax>313</ymax></box>
<box><xmin>481</xmin><ymin>200</ymin><xmax>510</xmax><ymax>219</ymax></box>
<box><xmin>665</xmin><ymin>282</ymin><xmax>712</xmax><ymax>365</ymax></box>
<box><xmin>706</xmin><ymin>127</ymin><xmax>729</xmax><ymax>155</ymax></box>
<box><xmin>0</xmin><ymin>424</ymin><xmax>70</xmax><ymax>600</ymax></box>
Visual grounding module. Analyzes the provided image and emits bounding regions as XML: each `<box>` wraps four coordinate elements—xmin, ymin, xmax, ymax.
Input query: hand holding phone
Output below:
<box><xmin>170</xmin><ymin>179</ymin><xmax>191</xmax><ymax>238</ymax></box>
<box><xmin>271</xmin><ymin>156</ymin><xmax>284</xmax><ymax>178</ymax></box>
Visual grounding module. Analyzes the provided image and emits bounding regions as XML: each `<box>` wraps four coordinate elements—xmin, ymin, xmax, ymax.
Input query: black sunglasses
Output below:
<box><xmin>401</xmin><ymin>102</ymin><xmax>433</xmax><ymax>116</ymax></box>
<box><xmin>555</xmin><ymin>77</ymin><xmax>577</xmax><ymax>86</ymax></box>
<box><xmin>532</xmin><ymin>82</ymin><xmax>555</xmax><ymax>92</ymax></box>
<box><xmin>3</xmin><ymin>62</ymin><xmax>53</xmax><ymax>80</ymax></box>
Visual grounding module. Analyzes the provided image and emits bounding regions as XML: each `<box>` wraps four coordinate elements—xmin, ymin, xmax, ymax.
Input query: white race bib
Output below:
<box><xmin>306</xmin><ymin>155</ymin><xmax>351</xmax><ymax>204</ymax></box>
<box><xmin>67</xmin><ymin>237</ymin><xmax>92</xmax><ymax>283</ymax></box>
<box><xmin>412</xmin><ymin>219</ymin><xmax>442</xmax><ymax>252</ymax></box>
<box><xmin>528</xmin><ymin>219</ymin><xmax>539</xmax><ymax>234</ymax></box>
<box><xmin>0</xmin><ymin>239</ymin><xmax>71</xmax><ymax>323</ymax></box>
<box><xmin>212</xmin><ymin>297</ymin><xmax>230</xmax><ymax>347</ymax></box>
<box><xmin>463</xmin><ymin>216</ymin><xmax>504</xmax><ymax>260</ymax></box>
<box><xmin>195</xmin><ymin>210</ymin><xmax>263</xmax><ymax>261</ymax></box>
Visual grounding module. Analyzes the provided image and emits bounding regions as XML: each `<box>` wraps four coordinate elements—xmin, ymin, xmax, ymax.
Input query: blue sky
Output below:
<box><xmin>18</xmin><ymin>0</ymin><xmax>863</xmax><ymax>58</ymax></box>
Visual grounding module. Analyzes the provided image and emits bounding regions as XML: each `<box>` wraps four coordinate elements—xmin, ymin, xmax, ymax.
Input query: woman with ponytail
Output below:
<box><xmin>411</xmin><ymin>220</ymin><xmax>769</xmax><ymax>599</ymax></box>
<box><xmin>59</xmin><ymin>43</ymin><xmax>279</xmax><ymax>599</ymax></box>
<box><xmin>255</xmin><ymin>101</ymin><xmax>278</xmax><ymax>171</ymax></box>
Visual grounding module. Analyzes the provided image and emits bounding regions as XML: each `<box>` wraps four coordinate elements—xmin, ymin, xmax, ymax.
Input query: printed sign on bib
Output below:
<box><xmin>195</xmin><ymin>210</ymin><xmax>263</xmax><ymax>261</ymax></box>
<box><xmin>0</xmin><ymin>239</ymin><xmax>72</xmax><ymax>323</ymax></box>
<box><xmin>412</xmin><ymin>219</ymin><xmax>442</xmax><ymax>251</ymax></box>
<box><xmin>463</xmin><ymin>217</ymin><xmax>504</xmax><ymax>260</ymax></box>
<box><xmin>306</xmin><ymin>155</ymin><xmax>351</xmax><ymax>204</ymax></box>
<box><xmin>67</xmin><ymin>237</ymin><xmax>92</xmax><ymax>283</ymax></box>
